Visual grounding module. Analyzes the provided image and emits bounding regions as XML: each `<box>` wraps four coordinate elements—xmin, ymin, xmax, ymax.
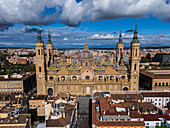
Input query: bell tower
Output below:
<box><xmin>116</xmin><ymin>31</ymin><xmax>124</xmax><ymax>65</ymax></box>
<box><xmin>35</xmin><ymin>28</ymin><xmax>46</xmax><ymax>95</ymax></box>
<box><xmin>46</xmin><ymin>30</ymin><xmax>53</xmax><ymax>67</ymax></box>
<box><xmin>129</xmin><ymin>24</ymin><xmax>140</xmax><ymax>91</ymax></box>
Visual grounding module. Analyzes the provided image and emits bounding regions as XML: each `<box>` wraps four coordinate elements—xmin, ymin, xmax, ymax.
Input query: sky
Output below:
<box><xmin>0</xmin><ymin>0</ymin><xmax>170</xmax><ymax>48</ymax></box>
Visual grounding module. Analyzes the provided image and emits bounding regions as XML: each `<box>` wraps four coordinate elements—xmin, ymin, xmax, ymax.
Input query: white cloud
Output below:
<box><xmin>0</xmin><ymin>0</ymin><xmax>170</xmax><ymax>29</ymax></box>
<box><xmin>63</xmin><ymin>37</ymin><xmax>69</xmax><ymax>41</ymax></box>
<box><xmin>89</xmin><ymin>33</ymin><xmax>144</xmax><ymax>40</ymax></box>
<box><xmin>57</xmin><ymin>0</ymin><xmax>170</xmax><ymax>26</ymax></box>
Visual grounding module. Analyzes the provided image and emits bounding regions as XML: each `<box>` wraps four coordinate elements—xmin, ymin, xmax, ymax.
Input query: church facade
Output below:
<box><xmin>35</xmin><ymin>25</ymin><xmax>140</xmax><ymax>96</ymax></box>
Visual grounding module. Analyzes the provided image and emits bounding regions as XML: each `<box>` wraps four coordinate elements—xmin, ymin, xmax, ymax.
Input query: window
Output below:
<box><xmin>38</xmin><ymin>49</ymin><xmax>40</xmax><ymax>55</ymax></box>
<box><xmin>136</xmin><ymin>49</ymin><xmax>137</xmax><ymax>56</ymax></box>
<box><xmin>72</xmin><ymin>76</ymin><xmax>77</xmax><ymax>80</ymax></box>
<box><xmin>49</xmin><ymin>76</ymin><xmax>54</xmax><ymax>80</ymax></box>
<box><xmin>61</xmin><ymin>76</ymin><xmax>65</xmax><ymax>81</ymax></box>
<box><xmin>86</xmin><ymin>62</ymin><xmax>88</xmax><ymax>66</ymax></box>
<box><xmin>39</xmin><ymin>67</ymin><xmax>41</xmax><ymax>72</ymax></box>
<box><xmin>110</xmin><ymin>76</ymin><xmax>114</xmax><ymax>80</ymax></box>
<box><xmin>156</xmin><ymin>122</ymin><xmax>159</xmax><ymax>126</ymax></box>
<box><xmin>155</xmin><ymin>83</ymin><xmax>157</xmax><ymax>86</ymax></box>
<box><xmin>134</xmin><ymin>64</ymin><xmax>136</xmax><ymax>70</ymax></box>
<box><xmin>162</xmin><ymin>83</ymin><xmax>164</xmax><ymax>86</ymax></box>
<box><xmin>41</xmin><ymin>49</ymin><xmax>43</xmax><ymax>55</ymax></box>
<box><xmin>159</xmin><ymin>83</ymin><xmax>161</xmax><ymax>86</ymax></box>
<box><xmin>99</xmin><ymin>76</ymin><xmax>103</xmax><ymax>80</ymax></box>
<box><xmin>121</xmin><ymin>76</ymin><xmax>125</xmax><ymax>80</ymax></box>
<box><xmin>166</xmin><ymin>83</ymin><xmax>168</xmax><ymax>86</ymax></box>
<box><xmin>85</xmin><ymin>76</ymin><xmax>90</xmax><ymax>80</ymax></box>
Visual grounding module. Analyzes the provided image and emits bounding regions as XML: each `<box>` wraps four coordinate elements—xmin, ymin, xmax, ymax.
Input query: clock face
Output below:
<box><xmin>39</xmin><ymin>74</ymin><xmax>42</xmax><ymax>77</ymax></box>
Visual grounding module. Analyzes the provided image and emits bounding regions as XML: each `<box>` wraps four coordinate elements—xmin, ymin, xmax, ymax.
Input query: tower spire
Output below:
<box><xmin>36</xmin><ymin>28</ymin><xmax>43</xmax><ymax>43</ymax></box>
<box><xmin>118</xmin><ymin>30</ymin><xmax>123</xmax><ymax>44</ymax></box>
<box><xmin>84</xmin><ymin>36</ymin><xmax>89</xmax><ymax>51</ymax></box>
<box><xmin>132</xmin><ymin>23</ymin><xmax>139</xmax><ymax>43</ymax></box>
<box><xmin>47</xmin><ymin>30</ymin><xmax>52</xmax><ymax>44</ymax></box>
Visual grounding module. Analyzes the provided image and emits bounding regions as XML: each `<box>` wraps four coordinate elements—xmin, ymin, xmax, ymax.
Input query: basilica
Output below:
<box><xmin>35</xmin><ymin>25</ymin><xmax>140</xmax><ymax>96</ymax></box>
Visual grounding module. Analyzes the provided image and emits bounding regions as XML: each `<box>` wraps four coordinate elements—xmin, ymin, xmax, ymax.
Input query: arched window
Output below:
<box><xmin>39</xmin><ymin>67</ymin><xmax>41</xmax><ymax>72</ymax></box>
<box><xmin>61</xmin><ymin>76</ymin><xmax>65</xmax><ymax>81</ymax></box>
<box><xmin>86</xmin><ymin>62</ymin><xmax>88</xmax><ymax>66</ymax></box>
<box><xmin>99</xmin><ymin>76</ymin><xmax>103</xmax><ymax>80</ymax></box>
<box><xmin>38</xmin><ymin>49</ymin><xmax>40</xmax><ymax>55</ymax></box>
<box><xmin>110</xmin><ymin>76</ymin><xmax>114</xmax><ymax>80</ymax></box>
<box><xmin>123</xmin><ymin>87</ymin><xmax>128</xmax><ymax>91</ymax></box>
<box><xmin>166</xmin><ymin>83</ymin><xmax>168</xmax><ymax>86</ymax></box>
<box><xmin>136</xmin><ymin>49</ymin><xmax>137</xmax><ymax>56</ymax></box>
<box><xmin>41</xmin><ymin>49</ymin><xmax>43</xmax><ymax>55</ymax></box>
<box><xmin>155</xmin><ymin>83</ymin><xmax>157</xmax><ymax>86</ymax></box>
<box><xmin>134</xmin><ymin>64</ymin><xmax>136</xmax><ymax>71</ymax></box>
<box><xmin>159</xmin><ymin>83</ymin><xmax>161</xmax><ymax>86</ymax></box>
<box><xmin>85</xmin><ymin>76</ymin><xmax>90</xmax><ymax>80</ymax></box>
<box><xmin>49</xmin><ymin>76</ymin><xmax>53</xmax><ymax>80</ymax></box>
<box><xmin>162</xmin><ymin>83</ymin><xmax>164</xmax><ymax>86</ymax></box>
<box><xmin>48</xmin><ymin>88</ymin><xmax>53</xmax><ymax>96</ymax></box>
<box><xmin>72</xmin><ymin>76</ymin><xmax>77</xmax><ymax>80</ymax></box>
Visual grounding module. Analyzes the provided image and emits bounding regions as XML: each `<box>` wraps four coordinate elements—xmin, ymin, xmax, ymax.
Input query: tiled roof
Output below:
<box><xmin>141</xmin><ymin>92</ymin><xmax>170</xmax><ymax>97</ymax></box>
<box><xmin>46</xmin><ymin>104</ymin><xmax>75</xmax><ymax>127</ymax></box>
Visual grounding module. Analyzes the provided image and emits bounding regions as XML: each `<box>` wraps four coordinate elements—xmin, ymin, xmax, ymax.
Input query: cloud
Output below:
<box><xmin>89</xmin><ymin>34</ymin><xmax>116</xmax><ymax>40</ymax></box>
<box><xmin>0</xmin><ymin>26</ymin><xmax>170</xmax><ymax>48</ymax></box>
<box><xmin>0</xmin><ymin>0</ymin><xmax>60</xmax><ymax>30</ymax></box>
<box><xmin>63</xmin><ymin>37</ymin><xmax>69</xmax><ymax>40</ymax></box>
<box><xmin>125</xmin><ymin>30</ymin><xmax>134</xmax><ymax>33</ymax></box>
<box><xmin>22</xmin><ymin>26</ymin><xmax>39</xmax><ymax>33</ymax></box>
<box><xmin>57</xmin><ymin>0</ymin><xmax>170</xmax><ymax>26</ymax></box>
<box><xmin>0</xmin><ymin>0</ymin><xmax>170</xmax><ymax>30</ymax></box>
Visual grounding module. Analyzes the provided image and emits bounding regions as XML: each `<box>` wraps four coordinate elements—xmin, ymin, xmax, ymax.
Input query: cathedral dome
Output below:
<box><xmin>79</xmin><ymin>51</ymin><xmax>93</xmax><ymax>59</ymax></box>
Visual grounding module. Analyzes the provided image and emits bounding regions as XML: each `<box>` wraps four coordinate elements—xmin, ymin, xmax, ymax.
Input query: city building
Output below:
<box><xmin>17</xmin><ymin>57</ymin><xmax>28</xmax><ymax>64</ymax></box>
<box><xmin>141</xmin><ymin>91</ymin><xmax>170</xmax><ymax>110</ymax></box>
<box><xmin>35</xmin><ymin>25</ymin><xmax>141</xmax><ymax>96</ymax></box>
<box><xmin>92</xmin><ymin>96</ymin><xmax>145</xmax><ymax>128</ymax></box>
<box><xmin>45</xmin><ymin>92</ymin><xmax>78</xmax><ymax>128</ymax></box>
<box><xmin>139</xmin><ymin>68</ymin><xmax>170</xmax><ymax>90</ymax></box>
<box><xmin>142</xmin><ymin>111</ymin><xmax>170</xmax><ymax>128</ymax></box>
<box><xmin>0</xmin><ymin>93</ymin><xmax>31</xmax><ymax>128</ymax></box>
<box><xmin>0</xmin><ymin>114</ymin><xmax>31</xmax><ymax>128</ymax></box>
<box><xmin>154</xmin><ymin>53</ymin><xmax>170</xmax><ymax>63</ymax></box>
<box><xmin>0</xmin><ymin>72</ymin><xmax>36</xmax><ymax>94</ymax></box>
<box><xmin>29</xmin><ymin>95</ymin><xmax>46</xmax><ymax>117</ymax></box>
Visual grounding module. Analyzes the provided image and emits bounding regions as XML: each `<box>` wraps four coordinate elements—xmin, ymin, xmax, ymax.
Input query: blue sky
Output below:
<box><xmin>0</xmin><ymin>0</ymin><xmax>170</xmax><ymax>48</ymax></box>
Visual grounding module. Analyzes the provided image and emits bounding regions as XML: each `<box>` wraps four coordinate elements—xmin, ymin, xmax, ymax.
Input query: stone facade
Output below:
<box><xmin>35</xmin><ymin>25</ymin><xmax>141</xmax><ymax>96</ymax></box>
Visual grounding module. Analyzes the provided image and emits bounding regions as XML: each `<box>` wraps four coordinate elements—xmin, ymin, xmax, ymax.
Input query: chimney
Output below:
<box><xmin>128</xmin><ymin>109</ymin><xmax>130</xmax><ymax>116</ymax></box>
<box><xmin>63</xmin><ymin>112</ymin><xmax>66</xmax><ymax>118</ymax></box>
<box><xmin>132</xmin><ymin>106</ymin><xmax>135</xmax><ymax>110</ymax></box>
